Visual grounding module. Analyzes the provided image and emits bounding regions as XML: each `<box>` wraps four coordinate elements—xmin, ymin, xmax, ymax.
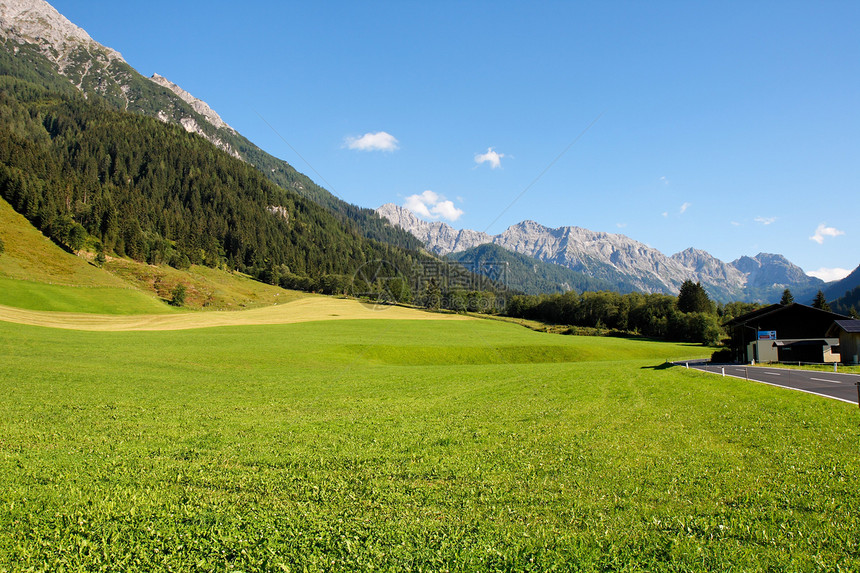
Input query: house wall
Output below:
<box><xmin>841</xmin><ymin>333</ymin><xmax>860</xmax><ymax>364</ymax></box>
<box><xmin>747</xmin><ymin>338</ymin><xmax>841</xmax><ymax>364</ymax></box>
<box><xmin>823</xmin><ymin>343</ymin><xmax>841</xmax><ymax>363</ymax></box>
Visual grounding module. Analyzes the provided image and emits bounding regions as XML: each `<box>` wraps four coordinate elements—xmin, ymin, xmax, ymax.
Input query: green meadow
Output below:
<box><xmin>0</xmin><ymin>277</ymin><xmax>173</xmax><ymax>315</ymax></box>
<box><xmin>1</xmin><ymin>317</ymin><xmax>858</xmax><ymax>572</ymax></box>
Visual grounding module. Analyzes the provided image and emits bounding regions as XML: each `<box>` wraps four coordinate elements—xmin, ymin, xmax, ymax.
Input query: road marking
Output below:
<box><xmin>681</xmin><ymin>365</ymin><xmax>857</xmax><ymax>405</ymax></box>
<box><xmin>810</xmin><ymin>377</ymin><xmax>843</xmax><ymax>384</ymax></box>
<box><xmin>764</xmin><ymin>371</ymin><xmax>782</xmax><ymax>376</ymax></box>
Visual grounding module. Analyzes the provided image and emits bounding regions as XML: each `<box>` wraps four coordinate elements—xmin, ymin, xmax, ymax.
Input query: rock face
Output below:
<box><xmin>150</xmin><ymin>73</ymin><xmax>234</xmax><ymax>133</ymax></box>
<box><xmin>731</xmin><ymin>253</ymin><xmax>821</xmax><ymax>293</ymax></box>
<box><xmin>375</xmin><ymin>204</ymin><xmax>492</xmax><ymax>255</ymax></box>
<box><xmin>0</xmin><ymin>0</ymin><xmax>123</xmax><ymax>65</ymax></box>
<box><xmin>0</xmin><ymin>0</ymin><xmax>239</xmax><ymax>156</ymax></box>
<box><xmin>376</xmin><ymin>203</ymin><xmax>823</xmax><ymax>301</ymax></box>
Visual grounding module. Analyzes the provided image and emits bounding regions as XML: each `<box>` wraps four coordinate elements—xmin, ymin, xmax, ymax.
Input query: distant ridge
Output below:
<box><xmin>377</xmin><ymin>203</ymin><xmax>825</xmax><ymax>303</ymax></box>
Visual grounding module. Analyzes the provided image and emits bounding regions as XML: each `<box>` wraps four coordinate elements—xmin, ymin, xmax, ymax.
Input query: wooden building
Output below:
<box><xmin>724</xmin><ymin>303</ymin><xmax>849</xmax><ymax>364</ymax></box>
<box><xmin>825</xmin><ymin>320</ymin><xmax>860</xmax><ymax>365</ymax></box>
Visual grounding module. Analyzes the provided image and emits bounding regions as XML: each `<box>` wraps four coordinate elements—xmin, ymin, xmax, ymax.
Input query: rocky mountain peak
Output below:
<box><xmin>0</xmin><ymin>0</ymin><xmax>124</xmax><ymax>65</ymax></box>
<box><xmin>0</xmin><ymin>1</ymin><xmax>240</xmax><ymax>157</ymax></box>
<box><xmin>377</xmin><ymin>203</ymin><xmax>492</xmax><ymax>256</ymax></box>
<box><xmin>731</xmin><ymin>252</ymin><xmax>814</xmax><ymax>289</ymax></box>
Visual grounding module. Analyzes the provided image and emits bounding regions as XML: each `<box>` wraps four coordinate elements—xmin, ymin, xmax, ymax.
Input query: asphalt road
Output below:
<box><xmin>677</xmin><ymin>361</ymin><xmax>860</xmax><ymax>405</ymax></box>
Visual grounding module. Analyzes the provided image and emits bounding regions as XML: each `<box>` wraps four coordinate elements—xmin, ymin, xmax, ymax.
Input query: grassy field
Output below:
<box><xmin>1</xmin><ymin>316</ymin><xmax>858</xmax><ymax>572</ymax></box>
<box><xmin>0</xmin><ymin>277</ymin><xmax>174</xmax><ymax>315</ymax></box>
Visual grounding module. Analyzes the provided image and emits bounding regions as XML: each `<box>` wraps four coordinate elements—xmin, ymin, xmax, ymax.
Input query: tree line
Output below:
<box><xmin>503</xmin><ymin>280</ymin><xmax>760</xmax><ymax>345</ymax></box>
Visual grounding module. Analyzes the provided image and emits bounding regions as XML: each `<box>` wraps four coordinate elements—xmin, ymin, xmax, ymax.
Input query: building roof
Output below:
<box><xmin>831</xmin><ymin>319</ymin><xmax>860</xmax><ymax>334</ymax></box>
<box><xmin>834</xmin><ymin>319</ymin><xmax>860</xmax><ymax>333</ymax></box>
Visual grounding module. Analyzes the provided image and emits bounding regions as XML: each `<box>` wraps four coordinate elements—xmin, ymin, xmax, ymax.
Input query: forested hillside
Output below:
<box><xmin>831</xmin><ymin>288</ymin><xmax>860</xmax><ymax>317</ymax></box>
<box><xmin>0</xmin><ymin>76</ymin><xmax>424</xmax><ymax>283</ymax></box>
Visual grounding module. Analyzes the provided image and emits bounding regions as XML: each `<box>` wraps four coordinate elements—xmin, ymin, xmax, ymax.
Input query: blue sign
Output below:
<box><xmin>757</xmin><ymin>330</ymin><xmax>777</xmax><ymax>340</ymax></box>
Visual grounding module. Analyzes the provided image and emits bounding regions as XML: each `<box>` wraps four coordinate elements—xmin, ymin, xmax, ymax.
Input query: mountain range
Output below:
<box><xmin>376</xmin><ymin>203</ymin><xmax>830</xmax><ymax>303</ymax></box>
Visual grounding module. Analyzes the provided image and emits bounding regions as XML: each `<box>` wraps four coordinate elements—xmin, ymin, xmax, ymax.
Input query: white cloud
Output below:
<box><xmin>807</xmin><ymin>267</ymin><xmax>851</xmax><ymax>282</ymax></box>
<box><xmin>754</xmin><ymin>216</ymin><xmax>777</xmax><ymax>225</ymax></box>
<box><xmin>404</xmin><ymin>190</ymin><xmax>464</xmax><ymax>222</ymax></box>
<box><xmin>474</xmin><ymin>147</ymin><xmax>505</xmax><ymax>169</ymax></box>
<box><xmin>616</xmin><ymin>222</ymin><xmax>627</xmax><ymax>228</ymax></box>
<box><xmin>730</xmin><ymin>221</ymin><xmax>741</xmax><ymax>227</ymax></box>
<box><xmin>809</xmin><ymin>223</ymin><xmax>845</xmax><ymax>245</ymax></box>
<box><xmin>679</xmin><ymin>202</ymin><xmax>691</xmax><ymax>214</ymax></box>
<box><xmin>344</xmin><ymin>131</ymin><xmax>399</xmax><ymax>152</ymax></box>
<box><xmin>659</xmin><ymin>176</ymin><xmax>669</xmax><ymax>185</ymax></box>
<box><xmin>662</xmin><ymin>212</ymin><xmax>668</xmax><ymax>218</ymax></box>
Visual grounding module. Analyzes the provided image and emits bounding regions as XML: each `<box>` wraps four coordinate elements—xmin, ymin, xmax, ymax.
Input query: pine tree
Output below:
<box><xmin>812</xmin><ymin>290</ymin><xmax>831</xmax><ymax>312</ymax></box>
<box><xmin>780</xmin><ymin>288</ymin><xmax>794</xmax><ymax>305</ymax></box>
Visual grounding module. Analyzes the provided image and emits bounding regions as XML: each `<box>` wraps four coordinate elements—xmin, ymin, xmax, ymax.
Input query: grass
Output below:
<box><xmin>1</xmin><ymin>317</ymin><xmax>857</xmax><ymax>571</ymax></box>
<box><xmin>0</xmin><ymin>276</ymin><xmax>174</xmax><ymax>315</ymax></box>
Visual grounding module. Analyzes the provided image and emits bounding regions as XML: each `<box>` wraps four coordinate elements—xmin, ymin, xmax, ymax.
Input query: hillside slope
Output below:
<box><xmin>0</xmin><ymin>194</ymin><xmax>305</xmax><ymax>313</ymax></box>
<box><xmin>0</xmin><ymin>194</ymin><xmax>173</xmax><ymax>313</ymax></box>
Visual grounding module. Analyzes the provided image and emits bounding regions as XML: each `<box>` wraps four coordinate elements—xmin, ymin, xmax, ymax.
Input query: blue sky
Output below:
<box><xmin>51</xmin><ymin>0</ymin><xmax>859</xmax><ymax>280</ymax></box>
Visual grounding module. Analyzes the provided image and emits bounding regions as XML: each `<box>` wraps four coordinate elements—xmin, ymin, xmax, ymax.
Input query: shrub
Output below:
<box><xmin>170</xmin><ymin>283</ymin><xmax>187</xmax><ymax>307</ymax></box>
<box><xmin>710</xmin><ymin>348</ymin><xmax>734</xmax><ymax>363</ymax></box>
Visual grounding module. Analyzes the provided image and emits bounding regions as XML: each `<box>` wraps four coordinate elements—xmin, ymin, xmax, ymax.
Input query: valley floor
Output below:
<box><xmin>1</xmin><ymin>313</ymin><xmax>858</xmax><ymax>571</ymax></box>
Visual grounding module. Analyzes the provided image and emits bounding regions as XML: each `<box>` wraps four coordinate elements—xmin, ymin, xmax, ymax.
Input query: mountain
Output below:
<box><xmin>669</xmin><ymin>248</ymin><xmax>745</xmax><ymax>301</ymax></box>
<box><xmin>446</xmin><ymin>243</ymin><xmax>630</xmax><ymax>296</ymax></box>
<box><xmin>731</xmin><ymin>253</ymin><xmax>824</xmax><ymax>303</ymax></box>
<box><xmin>0</xmin><ymin>0</ymin><xmax>422</xmax><ymax>251</ymax></box>
<box><xmin>824</xmin><ymin>263</ymin><xmax>860</xmax><ymax>301</ymax></box>
<box><xmin>826</xmin><ymin>263</ymin><xmax>860</xmax><ymax>315</ymax></box>
<box><xmin>377</xmin><ymin>203</ymin><xmax>825</xmax><ymax>303</ymax></box>
<box><xmin>377</xmin><ymin>203</ymin><xmax>692</xmax><ymax>294</ymax></box>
